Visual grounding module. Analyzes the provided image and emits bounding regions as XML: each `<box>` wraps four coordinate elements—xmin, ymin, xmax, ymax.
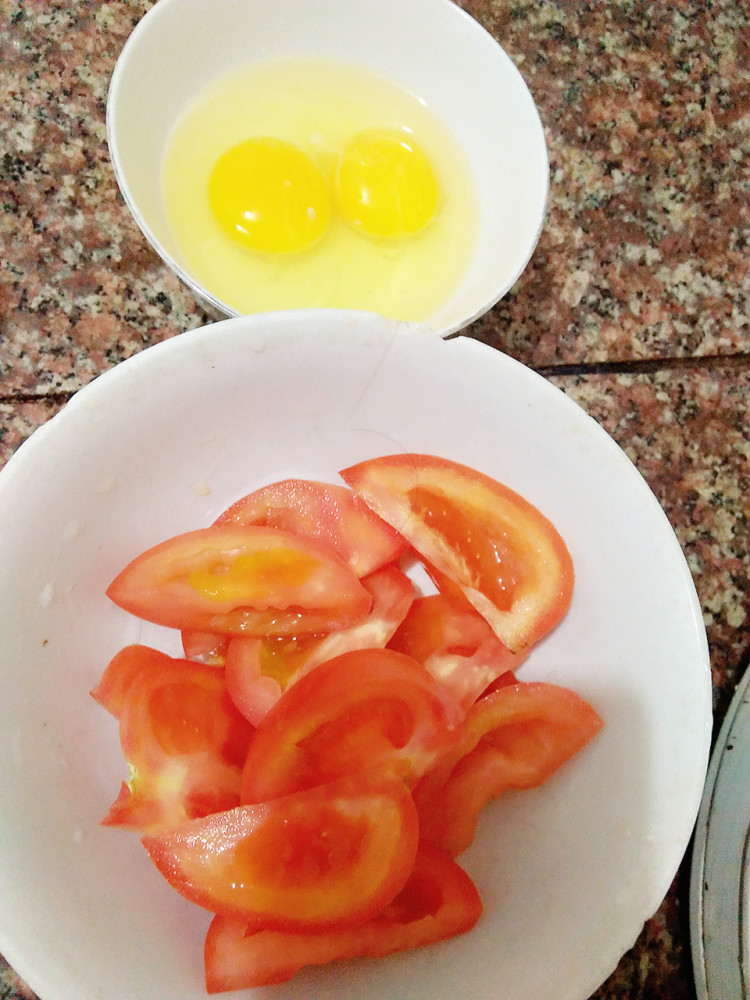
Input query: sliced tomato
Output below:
<box><xmin>181</xmin><ymin>629</ymin><xmax>230</xmax><ymax>665</ymax></box>
<box><xmin>98</xmin><ymin>646</ymin><xmax>254</xmax><ymax>833</ymax></box>
<box><xmin>388</xmin><ymin>589</ymin><xmax>525</xmax><ymax>711</ymax></box>
<box><xmin>225</xmin><ymin>564</ymin><xmax>415</xmax><ymax>726</ymax></box>
<box><xmin>215</xmin><ymin>478</ymin><xmax>408</xmax><ymax>577</ymax></box>
<box><xmin>90</xmin><ymin>643</ymin><xmax>169</xmax><ymax>718</ymax></box>
<box><xmin>203</xmin><ymin>844</ymin><xmax>482</xmax><ymax>991</ymax></box>
<box><xmin>340</xmin><ymin>454</ymin><xmax>574</xmax><ymax>652</ymax></box>
<box><xmin>241</xmin><ymin>648</ymin><xmax>462</xmax><ymax>804</ymax></box>
<box><xmin>414</xmin><ymin>680</ymin><xmax>603</xmax><ymax>856</ymax></box>
<box><xmin>224</xmin><ymin>638</ymin><xmax>278</xmax><ymax>728</ymax></box>
<box><xmin>142</xmin><ymin>774</ymin><xmax>419</xmax><ymax>931</ymax></box>
<box><xmin>106</xmin><ymin>525</ymin><xmax>372</xmax><ymax>637</ymax></box>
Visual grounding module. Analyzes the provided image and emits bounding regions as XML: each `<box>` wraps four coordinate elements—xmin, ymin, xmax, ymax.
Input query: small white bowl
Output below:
<box><xmin>106</xmin><ymin>0</ymin><xmax>549</xmax><ymax>335</ymax></box>
<box><xmin>0</xmin><ymin>310</ymin><xmax>710</xmax><ymax>1000</ymax></box>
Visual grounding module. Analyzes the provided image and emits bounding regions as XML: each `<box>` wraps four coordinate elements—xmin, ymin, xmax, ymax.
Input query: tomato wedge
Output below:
<box><xmin>340</xmin><ymin>454</ymin><xmax>574</xmax><ymax>652</ymax></box>
<box><xmin>90</xmin><ymin>642</ymin><xmax>168</xmax><ymax>718</ymax></box>
<box><xmin>142</xmin><ymin>774</ymin><xmax>419</xmax><ymax>931</ymax></box>
<box><xmin>106</xmin><ymin>525</ymin><xmax>371</xmax><ymax>637</ymax></box>
<box><xmin>388</xmin><ymin>589</ymin><xmax>525</xmax><ymax>710</ymax></box>
<box><xmin>240</xmin><ymin>648</ymin><xmax>462</xmax><ymax>804</ymax></box>
<box><xmin>215</xmin><ymin>478</ymin><xmax>408</xmax><ymax>577</ymax></box>
<box><xmin>203</xmin><ymin>844</ymin><xmax>482</xmax><ymax>991</ymax></box>
<box><xmin>413</xmin><ymin>680</ymin><xmax>603</xmax><ymax>855</ymax></box>
<box><xmin>95</xmin><ymin>645</ymin><xmax>254</xmax><ymax>833</ymax></box>
<box><xmin>225</xmin><ymin>564</ymin><xmax>415</xmax><ymax>726</ymax></box>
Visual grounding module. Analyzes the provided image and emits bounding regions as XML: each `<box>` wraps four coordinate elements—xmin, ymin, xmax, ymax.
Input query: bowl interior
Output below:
<box><xmin>107</xmin><ymin>0</ymin><xmax>548</xmax><ymax>334</ymax></box>
<box><xmin>0</xmin><ymin>311</ymin><xmax>710</xmax><ymax>1000</ymax></box>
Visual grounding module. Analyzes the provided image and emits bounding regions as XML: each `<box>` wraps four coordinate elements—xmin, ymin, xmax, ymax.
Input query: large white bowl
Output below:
<box><xmin>106</xmin><ymin>0</ymin><xmax>549</xmax><ymax>335</ymax></box>
<box><xmin>0</xmin><ymin>311</ymin><xmax>710</xmax><ymax>1000</ymax></box>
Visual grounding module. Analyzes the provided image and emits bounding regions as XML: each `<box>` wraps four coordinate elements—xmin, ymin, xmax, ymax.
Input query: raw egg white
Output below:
<box><xmin>161</xmin><ymin>58</ymin><xmax>477</xmax><ymax>322</ymax></box>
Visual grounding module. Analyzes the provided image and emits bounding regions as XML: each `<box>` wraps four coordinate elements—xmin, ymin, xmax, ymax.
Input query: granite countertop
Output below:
<box><xmin>1</xmin><ymin>1</ymin><xmax>748</xmax><ymax>998</ymax></box>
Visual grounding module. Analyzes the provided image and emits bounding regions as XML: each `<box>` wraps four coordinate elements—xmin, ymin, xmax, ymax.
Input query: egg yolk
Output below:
<box><xmin>208</xmin><ymin>137</ymin><xmax>331</xmax><ymax>255</ymax></box>
<box><xmin>334</xmin><ymin>129</ymin><xmax>441</xmax><ymax>240</ymax></box>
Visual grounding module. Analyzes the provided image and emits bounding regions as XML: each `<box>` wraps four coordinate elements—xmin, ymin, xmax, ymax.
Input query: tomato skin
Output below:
<box><xmin>240</xmin><ymin>647</ymin><xmax>463</xmax><ymax>804</ymax></box>
<box><xmin>142</xmin><ymin>774</ymin><xmax>419</xmax><ymax>932</ymax></box>
<box><xmin>225</xmin><ymin>564</ymin><xmax>415</xmax><ymax>726</ymax></box>
<box><xmin>106</xmin><ymin>525</ymin><xmax>372</xmax><ymax>637</ymax></box>
<box><xmin>96</xmin><ymin>646</ymin><xmax>254</xmax><ymax>833</ymax></box>
<box><xmin>388</xmin><ymin>589</ymin><xmax>525</xmax><ymax>711</ymax></box>
<box><xmin>215</xmin><ymin>478</ymin><xmax>408</xmax><ymax>577</ymax></box>
<box><xmin>340</xmin><ymin>454</ymin><xmax>574</xmax><ymax>652</ymax></box>
<box><xmin>414</xmin><ymin>680</ymin><xmax>603</xmax><ymax>856</ymax></box>
<box><xmin>203</xmin><ymin>845</ymin><xmax>482</xmax><ymax>991</ymax></box>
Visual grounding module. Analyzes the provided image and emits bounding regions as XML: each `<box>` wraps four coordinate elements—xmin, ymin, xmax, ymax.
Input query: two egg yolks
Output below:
<box><xmin>207</xmin><ymin>129</ymin><xmax>441</xmax><ymax>256</ymax></box>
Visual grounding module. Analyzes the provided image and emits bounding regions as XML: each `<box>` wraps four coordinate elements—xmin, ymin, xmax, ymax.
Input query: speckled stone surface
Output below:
<box><xmin>1</xmin><ymin>1</ymin><xmax>749</xmax><ymax>999</ymax></box>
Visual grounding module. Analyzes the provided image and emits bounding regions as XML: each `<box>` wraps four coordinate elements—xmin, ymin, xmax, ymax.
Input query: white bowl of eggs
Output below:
<box><xmin>106</xmin><ymin>0</ymin><xmax>549</xmax><ymax>335</ymax></box>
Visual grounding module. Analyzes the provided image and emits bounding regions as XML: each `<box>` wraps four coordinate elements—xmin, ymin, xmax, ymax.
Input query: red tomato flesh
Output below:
<box><xmin>214</xmin><ymin>478</ymin><xmax>408</xmax><ymax>577</ymax></box>
<box><xmin>106</xmin><ymin>525</ymin><xmax>371</xmax><ymax>637</ymax></box>
<box><xmin>340</xmin><ymin>454</ymin><xmax>574</xmax><ymax>652</ymax></box>
<box><xmin>414</xmin><ymin>680</ymin><xmax>604</xmax><ymax>855</ymax></box>
<box><xmin>203</xmin><ymin>845</ymin><xmax>482</xmax><ymax>991</ymax></box>
<box><xmin>97</xmin><ymin>645</ymin><xmax>254</xmax><ymax>833</ymax></box>
<box><xmin>225</xmin><ymin>564</ymin><xmax>415</xmax><ymax>726</ymax></box>
<box><xmin>388</xmin><ymin>589</ymin><xmax>525</xmax><ymax>711</ymax></box>
<box><xmin>90</xmin><ymin>642</ymin><xmax>168</xmax><ymax>718</ymax></box>
<box><xmin>142</xmin><ymin>774</ymin><xmax>419</xmax><ymax>931</ymax></box>
<box><xmin>240</xmin><ymin>647</ymin><xmax>462</xmax><ymax>804</ymax></box>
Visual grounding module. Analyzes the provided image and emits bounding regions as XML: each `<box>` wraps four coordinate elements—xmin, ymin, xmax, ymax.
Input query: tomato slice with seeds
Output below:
<box><xmin>142</xmin><ymin>774</ymin><xmax>419</xmax><ymax>932</ymax></box>
<box><xmin>214</xmin><ymin>478</ymin><xmax>408</xmax><ymax>577</ymax></box>
<box><xmin>340</xmin><ymin>454</ymin><xmax>574</xmax><ymax>652</ymax></box>
<box><xmin>96</xmin><ymin>645</ymin><xmax>254</xmax><ymax>833</ymax></box>
<box><xmin>225</xmin><ymin>564</ymin><xmax>415</xmax><ymax>726</ymax></box>
<box><xmin>203</xmin><ymin>844</ymin><xmax>482</xmax><ymax>991</ymax></box>
<box><xmin>240</xmin><ymin>647</ymin><xmax>462</xmax><ymax>804</ymax></box>
<box><xmin>106</xmin><ymin>525</ymin><xmax>371</xmax><ymax>637</ymax></box>
<box><xmin>414</xmin><ymin>680</ymin><xmax>603</xmax><ymax>855</ymax></box>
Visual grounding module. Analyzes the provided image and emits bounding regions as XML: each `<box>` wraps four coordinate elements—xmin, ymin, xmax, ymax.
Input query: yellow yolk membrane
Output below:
<box><xmin>209</xmin><ymin>129</ymin><xmax>441</xmax><ymax>254</ymax></box>
<box><xmin>208</xmin><ymin>138</ymin><xmax>331</xmax><ymax>255</ymax></box>
<box><xmin>335</xmin><ymin>129</ymin><xmax>441</xmax><ymax>240</ymax></box>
